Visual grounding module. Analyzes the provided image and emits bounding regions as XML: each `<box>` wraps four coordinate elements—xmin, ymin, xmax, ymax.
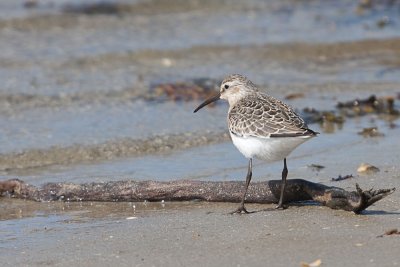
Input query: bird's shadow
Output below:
<box><xmin>247</xmin><ymin>201</ymin><xmax>321</xmax><ymax>214</ymax></box>
<box><xmin>359</xmin><ymin>210</ymin><xmax>400</xmax><ymax>216</ymax></box>
<box><xmin>244</xmin><ymin>201</ymin><xmax>400</xmax><ymax>215</ymax></box>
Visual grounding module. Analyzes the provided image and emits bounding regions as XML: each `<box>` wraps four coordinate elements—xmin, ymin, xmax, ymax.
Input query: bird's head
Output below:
<box><xmin>194</xmin><ymin>74</ymin><xmax>257</xmax><ymax>113</ymax></box>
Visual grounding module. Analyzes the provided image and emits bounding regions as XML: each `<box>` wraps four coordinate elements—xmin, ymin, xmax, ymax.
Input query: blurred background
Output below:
<box><xmin>0</xmin><ymin>0</ymin><xmax>400</xmax><ymax>185</ymax></box>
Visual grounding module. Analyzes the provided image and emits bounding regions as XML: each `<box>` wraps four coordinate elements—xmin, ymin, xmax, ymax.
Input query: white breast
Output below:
<box><xmin>230</xmin><ymin>133</ymin><xmax>313</xmax><ymax>162</ymax></box>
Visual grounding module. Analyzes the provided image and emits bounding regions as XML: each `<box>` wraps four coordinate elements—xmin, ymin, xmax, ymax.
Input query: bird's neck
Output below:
<box><xmin>227</xmin><ymin>92</ymin><xmax>259</xmax><ymax>111</ymax></box>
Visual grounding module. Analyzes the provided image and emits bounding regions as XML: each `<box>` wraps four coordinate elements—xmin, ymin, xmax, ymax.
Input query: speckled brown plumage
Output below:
<box><xmin>228</xmin><ymin>93</ymin><xmax>315</xmax><ymax>138</ymax></box>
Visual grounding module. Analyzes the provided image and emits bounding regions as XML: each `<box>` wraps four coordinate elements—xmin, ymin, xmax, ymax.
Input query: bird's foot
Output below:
<box><xmin>275</xmin><ymin>203</ymin><xmax>288</xmax><ymax>210</ymax></box>
<box><xmin>229</xmin><ymin>205</ymin><xmax>250</xmax><ymax>214</ymax></box>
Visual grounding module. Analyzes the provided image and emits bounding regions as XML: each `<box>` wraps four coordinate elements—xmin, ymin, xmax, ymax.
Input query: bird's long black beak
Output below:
<box><xmin>193</xmin><ymin>92</ymin><xmax>221</xmax><ymax>113</ymax></box>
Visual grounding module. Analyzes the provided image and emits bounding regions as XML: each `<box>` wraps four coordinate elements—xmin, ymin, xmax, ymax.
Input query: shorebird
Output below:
<box><xmin>194</xmin><ymin>74</ymin><xmax>318</xmax><ymax>213</ymax></box>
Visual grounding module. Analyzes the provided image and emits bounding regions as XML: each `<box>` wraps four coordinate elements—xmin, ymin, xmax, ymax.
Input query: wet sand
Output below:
<box><xmin>1</xmin><ymin>113</ymin><xmax>400</xmax><ymax>266</ymax></box>
<box><xmin>1</xmin><ymin>188</ymin><xmax>399</xmax><ymax>267</ymax></box>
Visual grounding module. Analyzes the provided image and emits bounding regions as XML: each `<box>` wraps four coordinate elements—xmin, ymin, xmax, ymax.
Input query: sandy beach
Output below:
<box><xmin>1</xmin><ymin>0</ymin><xmax>400</xmax><ymax>266</ymax></box>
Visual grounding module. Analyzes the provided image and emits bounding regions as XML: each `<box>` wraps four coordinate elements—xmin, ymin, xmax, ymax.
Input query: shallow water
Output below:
<box><xmin>5</xmin><ymin>111</ymin><xmax>398</xmax><ymax>187</ymax></box>
<box><xmin>0</xmin><ymin>100</ymin><xmax>227</xmax><ymax>154</ymax></box>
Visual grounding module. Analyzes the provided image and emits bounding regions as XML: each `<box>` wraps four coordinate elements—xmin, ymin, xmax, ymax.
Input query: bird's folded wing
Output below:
<box><xmin>228</xmin><ymin>95</ymin><xmax>315</xmax><ymax>138</ymax></box>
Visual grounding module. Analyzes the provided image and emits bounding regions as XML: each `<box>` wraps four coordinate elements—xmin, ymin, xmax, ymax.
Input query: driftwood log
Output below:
<box><xmin>0</xmin><ymin>179</ymin><xmax>395</xmax><ymax>214</ymax></box>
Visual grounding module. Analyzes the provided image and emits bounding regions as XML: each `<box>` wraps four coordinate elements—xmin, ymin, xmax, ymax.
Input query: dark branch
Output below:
<box><xmin>0</xmin><ymin>179</ymin><xmax>395</xmax><ymax>214</ymax></box>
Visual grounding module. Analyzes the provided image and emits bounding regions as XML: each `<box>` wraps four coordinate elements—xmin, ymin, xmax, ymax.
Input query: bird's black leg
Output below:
<box><xmin>230</xmin><ymin>158</ymin><xmax>252</xmax><ymax>214</ymax></box>
<box><xmin>276</xmin><ymin>158</ymin><xmax>288</xmax><ymax>209</ymax></box>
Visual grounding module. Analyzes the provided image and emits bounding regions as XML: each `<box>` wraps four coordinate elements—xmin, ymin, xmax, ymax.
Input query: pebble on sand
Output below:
<box><xmin>357</xmin><ymin>163</ymin><xmax>380</xmax><ymax>174</ymax></box>
<box><xmin>301</xmin><ymin>259</ymin><xmax>322</xmax><ymax>267</ymax></box>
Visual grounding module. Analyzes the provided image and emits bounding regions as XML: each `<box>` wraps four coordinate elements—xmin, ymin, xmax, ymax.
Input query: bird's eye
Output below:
<box><xmin>224</xmin><ymin>84</ymin><xmax>229</xmax><ymax>89</ymax></box>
